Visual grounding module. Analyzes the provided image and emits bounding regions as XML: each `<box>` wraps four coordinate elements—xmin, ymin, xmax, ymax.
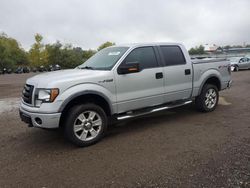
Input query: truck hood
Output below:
<box><xmin>28</xmin><ymin>69</ymin><xmax>93</xmax><ymax>82</ymax></box>
<box><xmin>26</xmin><ymin>69</ymin><xmax>111</xmax><ymax>88</ymax></box>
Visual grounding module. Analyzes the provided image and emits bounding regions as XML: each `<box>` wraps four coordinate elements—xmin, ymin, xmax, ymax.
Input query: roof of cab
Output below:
<box><xmin>114</xmin><ymin>42</ymin><xmax>183</xmax><ymax>48</ymax></box>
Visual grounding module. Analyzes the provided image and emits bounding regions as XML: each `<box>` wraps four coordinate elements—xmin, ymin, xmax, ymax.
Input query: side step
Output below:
<box><xmin>116</xmin><ymin>100</ymin><xmax>192</xmax><ymax>120</ymax></box>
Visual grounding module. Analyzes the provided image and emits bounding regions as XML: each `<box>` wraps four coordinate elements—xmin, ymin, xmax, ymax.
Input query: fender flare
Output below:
<box><xmin>58</xmin><ymin>90</ymin><xmax>114</xmax><ymax>114</ymax></box>
<box><xmin>198</xmin><ymin>74</ymin><xmax>222</xmax><ymax>95</ymax></box>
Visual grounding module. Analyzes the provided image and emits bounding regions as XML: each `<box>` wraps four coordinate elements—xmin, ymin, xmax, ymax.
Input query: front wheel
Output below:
<box><xmin>64</xmin><ymin>103</ymin><xmax>107</xmax><ymax>147</ymax></box>
<box><xmin>195</xmin><ymin>84</ymin><xmax>219</xmax><ymax>112</ymax></box>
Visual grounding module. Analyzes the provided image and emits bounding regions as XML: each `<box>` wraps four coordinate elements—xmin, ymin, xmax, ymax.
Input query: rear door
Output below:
<box><xmin>115</xmin><ymin>46</ymin><xmax>165</xmax><ymax>113</ymax></box>
<box><xmin>158</xmin><ymin>45</ymin><xmax>193</xmax><ymax>103</ymax></box>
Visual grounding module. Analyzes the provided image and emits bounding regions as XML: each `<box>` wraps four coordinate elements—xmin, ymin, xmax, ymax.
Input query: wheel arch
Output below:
<box><xmin>199</xmin><ymin>76</ymin><xmax>221</xmax><ymax>95</ymax></box>
<box><xmin>59</xmin><ymin>91</ymin><xmax>113</xmax><ymax>128</ymax></box>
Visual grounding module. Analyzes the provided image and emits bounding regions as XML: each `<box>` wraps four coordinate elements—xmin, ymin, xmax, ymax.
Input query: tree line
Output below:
<box><xmin>0</xmin><ymin>33</ymin><xmax>115</xmax><ymax>69</ymax></box>
<box><xmin>1</xmin><ymin>32</ymin><xmax>249</xmax><ymax>68</ymax></box>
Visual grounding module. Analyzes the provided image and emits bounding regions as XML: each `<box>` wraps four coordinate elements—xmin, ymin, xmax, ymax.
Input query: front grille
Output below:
<box><xmin>22</xmin><ymin>84</ymin><xmax>34</xmax><ymax>104</ymax></box>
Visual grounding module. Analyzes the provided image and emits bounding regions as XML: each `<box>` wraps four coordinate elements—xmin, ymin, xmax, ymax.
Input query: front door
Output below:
<box><xmin>114</xmin><ymin>46</ymin><xmax>165</xmax><ymax>113</ymax></box>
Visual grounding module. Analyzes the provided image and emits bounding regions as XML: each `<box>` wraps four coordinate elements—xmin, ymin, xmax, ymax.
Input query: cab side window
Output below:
<box><xmin>239</xmin><ymin>58</ymin><xmax>245</xmax><ymax>63</ymax></box>
<box><xmin>160</xmin><ymin>46</ymin><xmax>186</xmax><ymax>66</ymax></box>
<box><xmin>123</xmin><ymin>47</ymin><xmax>158</xmax><ymax>69</ymax></box>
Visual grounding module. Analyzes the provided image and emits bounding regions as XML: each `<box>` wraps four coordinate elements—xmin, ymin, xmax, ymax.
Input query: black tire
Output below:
<box><xmin>64</xmin><ymin>103</ymin><xmax>108</xmax><ymax>147</ymax></box>
<box><xmin>195</xmin><ymin>84</ymin><xmax>219</xmax><ymax>112</ymax></box>
<box><xmin>234</xmin><ymin>65</ymin><xmax>239</xmax><ymax>72</ymax></box>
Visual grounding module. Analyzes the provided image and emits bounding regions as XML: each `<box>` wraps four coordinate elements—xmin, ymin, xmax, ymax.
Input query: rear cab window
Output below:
<box><xmin>159</xmin><ymin>46</ymin><xmax>186</xmax><ymax>66</ymax></box>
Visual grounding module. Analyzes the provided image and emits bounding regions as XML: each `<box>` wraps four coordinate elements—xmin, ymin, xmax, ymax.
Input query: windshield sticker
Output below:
<box><xmin>108</xmin><ymin>52</ymin><xmax>121</xmax><ymax>56</ymax></box>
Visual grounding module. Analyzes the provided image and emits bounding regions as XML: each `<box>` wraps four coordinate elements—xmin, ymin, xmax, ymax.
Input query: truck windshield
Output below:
<box><xmin>78</xmin><ymin>47</ymin><xmax>129</xmax><ymax>70</ymax></box>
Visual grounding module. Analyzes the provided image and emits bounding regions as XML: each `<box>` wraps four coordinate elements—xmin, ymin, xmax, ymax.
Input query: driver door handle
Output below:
<box><xmin>155</xmin><ymin>72</ymin><xmax>163</xmax><ymax>79</ymax></box>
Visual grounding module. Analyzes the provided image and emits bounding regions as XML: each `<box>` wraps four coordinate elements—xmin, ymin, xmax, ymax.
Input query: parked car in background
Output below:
<box><xmin>14</xmin><ymin>66</ymin><xmax>30</xmax><ymax>74</ymax></box>
<box><xmin>0</xmin><ymin>68</ymin><xmax>12</xmax><ymax>74</ymax></box>
<box><xmin>32</xmin><ymin>67</ymin><xmax>37</xmax><ymax>72</ymax></box>
<box><xmin>2</xmin><ymin>68</ymin><xmax>7</xmax><ymax>74</ymax></box>
<box><xmin>23</xmin><ymin>66</ymin><xmax>30</xmax><ymax>73</ymax></box>
<box><xmin>229</xmin><ymin>57</ymin><xmax>250</xmax><ymax>71</ymax></box>
<box><xmin>48</xmin><ymin>65</ymin><xmax>53</xmax><ymax>72</ymax></box>
<box><xmin>48</xmin><ymin>64</ymin><xmax>61</xmax><ymax>71</ymax></box>
<box><xmin>15</xmin><ymin>67</ymin><xmax>23</xmax><ymax>74</ymax></box>
<box><xmin>38</xmin><ymin>65</ymin><xmax>47</xmax><ymax>72</ymax></box>
<box><xmin>7</xmin><ymin>68</ymin><xmax>12</xmax><ymax>74</ymax></box>
<box><xmin>53</xmin><ymin>64</ymin><xmax>61</xmax><ymax>71</ymax></box>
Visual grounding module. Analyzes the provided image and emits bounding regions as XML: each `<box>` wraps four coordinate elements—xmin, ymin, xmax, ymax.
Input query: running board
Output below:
<box><xmin>117</xmin><ymin>100</ymin><xmax>192</xmax><ymax>120</ymax></box>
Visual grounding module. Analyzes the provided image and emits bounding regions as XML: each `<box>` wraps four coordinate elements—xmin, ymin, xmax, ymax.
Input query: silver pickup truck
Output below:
<box><xmin>19</xmin><ymin>43</ymin><xmax>232</xmax><ymax>146</ymax></box>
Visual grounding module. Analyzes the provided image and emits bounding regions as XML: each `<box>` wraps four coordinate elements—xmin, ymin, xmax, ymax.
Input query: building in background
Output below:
<box><xmin>204</xmin><ymin>44</ymin><xmax>223</xmax><ymax>53</ymax></box>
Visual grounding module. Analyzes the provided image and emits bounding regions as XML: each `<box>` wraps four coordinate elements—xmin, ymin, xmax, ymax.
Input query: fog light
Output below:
<box><xmin>35</xmin><ymin>117</ymin><xmax>42</xmax><ymax>125</ymax></box>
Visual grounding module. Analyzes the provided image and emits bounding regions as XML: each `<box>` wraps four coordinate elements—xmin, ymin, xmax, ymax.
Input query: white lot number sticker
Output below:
<box><xmin>108</xmin><ymin>51</ymin><xmax>120</xmax><ymax>56</ymax></box>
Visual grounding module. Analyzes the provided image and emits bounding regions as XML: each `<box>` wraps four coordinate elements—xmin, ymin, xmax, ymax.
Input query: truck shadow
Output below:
<box><xmin>15</xmin><ymin>104</ymin><xmax>197</xmax><ymax>151</ymax></box>
<box><xmin>15</xmin><ymin>102</ymin><xmax>229</xmax><ymax>151</ymax></box>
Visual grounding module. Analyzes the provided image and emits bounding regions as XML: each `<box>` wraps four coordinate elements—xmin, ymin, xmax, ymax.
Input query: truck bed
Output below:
<box><xmin>191</xmin><ymin>58</ymin><xmax>231</xmax><ymax>97</ymax></box>
<box><xmin>192</xmin><ymin>58</ymin><xmax>228</xmax><ymax>64</ymax></box>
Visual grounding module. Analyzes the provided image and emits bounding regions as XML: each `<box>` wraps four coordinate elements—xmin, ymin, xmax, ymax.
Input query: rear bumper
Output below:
<box><xmin>19</xmin><ymin>107</ymin><xmax>61</xmax><ymax>129</ymax></box>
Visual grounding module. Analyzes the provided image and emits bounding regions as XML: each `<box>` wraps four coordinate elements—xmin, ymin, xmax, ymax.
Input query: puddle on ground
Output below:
<box><xmin>0</xmin><ymin>98</ymin><xmax>20</xmax><ymax>114</ymax></box>
<box><xmin>219</xmin><ymin>97</ymin><xmax>231</xmax><ymax>106</ymax></box>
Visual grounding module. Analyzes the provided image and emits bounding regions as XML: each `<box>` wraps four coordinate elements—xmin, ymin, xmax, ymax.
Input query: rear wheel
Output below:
<box><xmin>64</xmin><ymin>103</ymin><xmax>107</xmax><ymax>147</ymax></box>
<box><xmin>195</xmin><ymin>84</ymin><xmax>219</xmax><ymax>112</ymax></box>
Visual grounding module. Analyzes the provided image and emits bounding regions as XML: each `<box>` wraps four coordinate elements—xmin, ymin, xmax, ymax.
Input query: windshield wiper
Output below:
<box><xmin>79</xmin><ymin>66</ymin><xmax>94</xmax><ymax>70</ymax></box>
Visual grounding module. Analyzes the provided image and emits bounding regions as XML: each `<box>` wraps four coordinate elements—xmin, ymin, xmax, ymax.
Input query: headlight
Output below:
<box><xmin>35</xmin><ymin>88</ymin><xmax>59</xmax><ymax>107</ymax></box>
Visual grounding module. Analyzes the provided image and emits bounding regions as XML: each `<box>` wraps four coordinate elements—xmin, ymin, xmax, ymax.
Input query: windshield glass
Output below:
<box><xmin>78</xmin><ymin>47</ymin><xmax>129</xmax><ymax>70</ymax></box>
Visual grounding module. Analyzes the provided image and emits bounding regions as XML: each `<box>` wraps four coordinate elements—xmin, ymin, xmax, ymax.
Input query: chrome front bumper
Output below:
<box><xmin>19</xmin><ymin>107</ymin><xmax>61</xmax><ymax>129</ymax></box>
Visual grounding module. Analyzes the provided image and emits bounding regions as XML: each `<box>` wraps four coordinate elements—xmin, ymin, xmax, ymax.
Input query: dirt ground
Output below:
<box><xmin>0</xmin><ymin>71</ymin><xmax>249</xmax><ymax>187</ymax></box>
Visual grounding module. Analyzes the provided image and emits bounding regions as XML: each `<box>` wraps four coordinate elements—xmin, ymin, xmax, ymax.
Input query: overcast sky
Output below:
<box><xmin>0</xmin><ymin>0</ymin><xmax>249</xmax><ymax>50</ymax></box>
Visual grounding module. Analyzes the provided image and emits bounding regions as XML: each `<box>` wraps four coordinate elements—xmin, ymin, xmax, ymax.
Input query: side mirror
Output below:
<box><xmin>118</xmin><ymin>62</ymin><xmax>140</xmax><ymax>74</ymax></box>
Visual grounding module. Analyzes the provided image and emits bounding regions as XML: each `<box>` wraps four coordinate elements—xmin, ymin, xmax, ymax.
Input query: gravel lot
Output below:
<box><xmin>0</xmin><ymin>71</ymin><xmax>249</xmax><ymax>187</ymax></box>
